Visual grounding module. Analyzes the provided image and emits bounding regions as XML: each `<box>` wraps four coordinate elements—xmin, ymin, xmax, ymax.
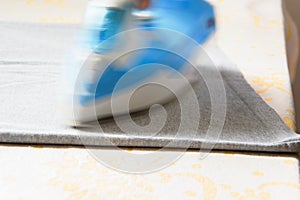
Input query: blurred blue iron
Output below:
<box><xmin>65</xmin><ymin>0</ymin><xmax>216</xmax><ymax>124</ymax></box>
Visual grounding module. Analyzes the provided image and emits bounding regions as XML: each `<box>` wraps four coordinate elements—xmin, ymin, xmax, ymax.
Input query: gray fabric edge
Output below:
<box><xmin>0</xmin><ymin>131</ymin><xmax>299</xmax><ymax>153</ymax></box>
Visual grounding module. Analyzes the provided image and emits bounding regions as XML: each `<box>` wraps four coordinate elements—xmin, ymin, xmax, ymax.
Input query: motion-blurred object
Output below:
<box><xmin>64</xmin><ymin>0</ymin><xmax>216</xmax><ymax>125</ymax></box>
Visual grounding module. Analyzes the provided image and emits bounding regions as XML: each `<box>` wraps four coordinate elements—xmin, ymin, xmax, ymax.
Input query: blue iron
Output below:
<box><xmin>65</xmin><ymin>0</ymin><xmax>216</xmax><ymax>124</ymax></box>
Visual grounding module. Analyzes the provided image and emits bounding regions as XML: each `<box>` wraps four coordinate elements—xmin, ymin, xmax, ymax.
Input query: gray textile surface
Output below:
<box><xmin>0</xmin><ymin>22</ymin><xmax>300</xmax><ymax>152</ymax></box>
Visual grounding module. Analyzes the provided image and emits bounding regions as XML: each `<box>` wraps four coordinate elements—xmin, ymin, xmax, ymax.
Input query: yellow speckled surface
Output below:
<box><xmin>0</xmin><ymin>146</ymin><xmax>299</xmax><ymax>199</ymax></box>
<box><xmin>0</xmin><ymin>0</ymin><xmax>299</xmax><ymax>199</ymax></box>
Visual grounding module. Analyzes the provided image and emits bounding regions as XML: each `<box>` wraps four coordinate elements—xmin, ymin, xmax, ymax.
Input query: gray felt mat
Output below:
<box><xmin>0</xmin><ymin>22</ymin><xmax>300</xmax><ymax>152</ymax></box>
